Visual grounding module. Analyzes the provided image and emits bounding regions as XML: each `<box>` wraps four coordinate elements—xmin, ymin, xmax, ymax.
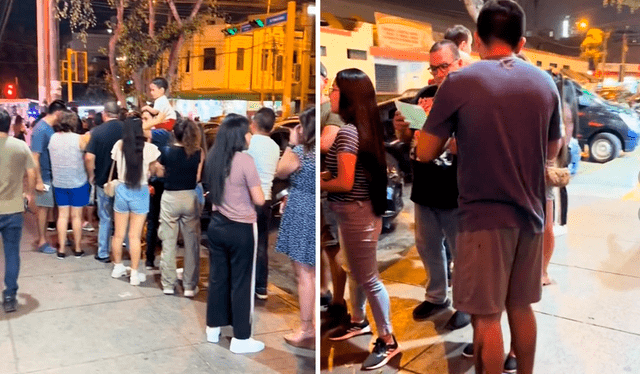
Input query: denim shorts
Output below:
<box><xmin>113</xmin><ymin>183</ymin><xmax>150</xmax><ymax>215</ymax></box>
<box><xmin>54</xmin><ymin>182</ymin><xmax>91</xmax><ymax>207</ymax></box>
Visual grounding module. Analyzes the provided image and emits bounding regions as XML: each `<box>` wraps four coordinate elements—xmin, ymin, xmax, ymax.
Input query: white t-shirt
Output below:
<box><xmin>111</xmin><ymin>140</ymin><xmax>161</xmax><ymax>186</ymax></box>
<box><xmin>154</xmin><ymin>95</ymin><xmax>176</xmax><ymax>120</ymax></box>
<box><xmin>246</xmin><ymin>134</ymin><xmax>280</xmax><ymax>200</ymax></box>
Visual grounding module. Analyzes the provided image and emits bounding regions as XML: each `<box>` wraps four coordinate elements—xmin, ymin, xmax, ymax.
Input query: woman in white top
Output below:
<box><xmin>48</xmin><ymin>111</ymin><xmax>91</xmax><ymax>259</ymax></box>
<box><xmin>110</xmin><ymin>117</ymin><xmax>161</xmax><ymax>286</ymax></box>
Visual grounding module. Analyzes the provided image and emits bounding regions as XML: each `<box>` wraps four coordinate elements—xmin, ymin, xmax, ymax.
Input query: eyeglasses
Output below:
<box><xmin>429</xmin><ymin>60</ymin><xmax>458</xmax><ymax>74</ymax></box>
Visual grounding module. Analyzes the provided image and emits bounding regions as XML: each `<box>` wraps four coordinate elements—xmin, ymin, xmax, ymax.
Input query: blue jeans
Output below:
<box><xmin>96</xmin><ymin>186</ymin><xmax>114</xmax><ymax>259</ymax></box>
<box><xmin>414</xmin><ymin>204</ymin><xmax>458</xmax><ymax>304</ymax></box>
<box><xmin>1</xmin><ymin>213</ymin><xmax>24</xmax><ymax>298</ymax></box>
<box><xmin>330</xmin><ymin>200</ymin><xmax>393</xmax><ymax>336</ymax></box>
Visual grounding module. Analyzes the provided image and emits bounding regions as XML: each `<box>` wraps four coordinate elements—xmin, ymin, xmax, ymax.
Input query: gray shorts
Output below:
<box><xmin>36</xmin><ymin>185</ymin><xmax>55</xmax><ymax>208</ymax></box>
<box><xmin>452</xmin><ymin>228</ymin><xmax>543</xmax><ymax>315</ymax></box>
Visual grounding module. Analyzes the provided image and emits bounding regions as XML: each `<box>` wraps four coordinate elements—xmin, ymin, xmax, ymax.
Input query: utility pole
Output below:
<box><xmin>600</xmin><ymin>30</ymin><xmax>611</xmax><ymax>83</ymax></box>
<box><xmin>49</xmin><ymin>0</ymin><xmax>60</xmax><ymax>101</ymax></box>
<box><xmin>37</xmin><ymin>0</ymin><xmax>49</xmax><ymax>106</ymax></box>
<box><xmin>299</xmin><ymin>8</ymin><xmax>311</xmax><ymax>112</ymax></box>
<box><xmin>620</xmin><ymin>32</ymin><xmax>628</xmax><ymax>83</ymax></box>
<box><xmin>281</xmin><ymin>1</ymin><xmax>296</xmax><ymax>118</ymax></box>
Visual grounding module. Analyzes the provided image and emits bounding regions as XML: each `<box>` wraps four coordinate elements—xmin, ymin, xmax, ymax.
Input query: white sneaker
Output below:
<box><xmin>229</xmin><ymin>337</ymin><xmax>265</xmax><ymax>354</ymax></box>
<box><xmin>206</xmin><ymin>326</ymin><xmax>220</xmax><ymax>343</ymax></box>
<box><xmin>177</xmin><ymin>268</ymin><xmax>184</xmax><ymax>280</ymax></box>
<box><xmin>111</xmin><ymin>263</ymin><xmax>128</xmax><ymax>278</ymax></box>
<box><xmin>554</xmin><ymin>225</ymin><xmax>567</xmax><ymax>236</ymax></box>
<box><xmin>163</xmin><ymin>287</ymin><xmax>175</xmax><ymax>295</ymax></box>
<box><xmin>184</xmin><ymin>286</ymin><xmax>199</xmax><ymax>298</ymax></box>
<box><xmin>130</xmin><ymin>270</ymin><xmax>140</xmax><ymax>286</ymax></box>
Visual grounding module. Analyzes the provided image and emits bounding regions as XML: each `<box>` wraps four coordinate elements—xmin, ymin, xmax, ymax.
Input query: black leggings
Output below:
<box><xmin>206</xmin><ymin>212</ymin><xmax>256</xmax><ymax>339</ymax></box>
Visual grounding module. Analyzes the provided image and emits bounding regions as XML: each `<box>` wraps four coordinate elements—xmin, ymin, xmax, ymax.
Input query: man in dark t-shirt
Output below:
<box><xmin>85</xmin><ymin>102</ymin><xmax>124</xmax><ymax>262</ymax></box>
<box><xmin>417</xmin><ymin>2</ymin><xmax>562</xmax><ymax>373</ymax></box>
<box><xmin>393</xmin><ymin>40</ymin><xmax>468</xmax><ymax>329</ymax></box>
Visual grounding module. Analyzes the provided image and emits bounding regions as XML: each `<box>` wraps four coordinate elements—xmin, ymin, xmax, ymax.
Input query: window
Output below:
<box><xmin>550</xmin><ymin>63</ymin><xmax>558</xmax><ymax>68</ymax></box>
<box><xmin>375</xmin><ymin>64</ymin><xmax>398</xmax><ymax>93</ymax></box>
<box><xmin>262</xmin><ymin>49</ymin><xmax>269</xmax><ymax>71</ymax></box>
<box><xmin>347</xmin><ymin>49</ymin><xmax>367</xmax><ymax>60</ymax></box>
<box><xmin>293</xmin><ymin>51</ymin><xmax>298</xmax><ymax>64</ymax></box>
<box><xmin>203</xmin><ymin>48</ymin><xmax>216</xmax><ymax>70</ymax></box>
<box><xmin>563</xmin><ymin>65</ymin><xmax>570</xmax><ymax>70</ymax></box>
<box><xmin>185</xmin><ymin>50</ymin><xmax>190</xmax><ymax>72</ymax></box>
<box><xmin>321</xmin><ymin>46</ymin><xmax>326</xmax><ymax>56</ymax></box>
<box><xmin>237</xmin><ymin>48</ymin><xmax>245</xmax><ymax>70</ymax></box>
<box><xmin>276</xmin><ymin>55</ymin><xmax>283</xmax><ymax>81</ymax></box>
<box><xmin>536</xmin><ymin>61</ymin><xmax>542</xmax><ymax>67</ymax></box>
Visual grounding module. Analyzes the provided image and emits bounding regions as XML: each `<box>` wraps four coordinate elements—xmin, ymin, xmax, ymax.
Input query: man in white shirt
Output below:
<box><xmin>247</xmin><ymin>107</ymin><xmax>280</xmax><ymax>299</ymax></box>
<box><xmin>142</xmin><ymin>77</ymin><xmax>176</xmax><ymax>132</ymax></box>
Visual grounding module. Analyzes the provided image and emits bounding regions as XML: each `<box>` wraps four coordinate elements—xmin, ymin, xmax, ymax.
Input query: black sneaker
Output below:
<box><xmin>94</xmin><ymin>254</ymin><xmax>111</xmax><ymax>263</ymax></box>
<box><xmin>462</xmin><ymin>343</ymin><xmax>473</xmax><ymax>358</ymax></box>
<box><xmin>57</xmin><ymin>252</ymin><xmax>66</xmax><ymax>260</ymax></box>
<box><xmin>444</xmin><ymin>311</ymin><xmax>471</xmax><ymax>330</ymax></box>
<box><xmin>321</xmin><ymin>302</ymin><xmax>349</xmax><ymax>333</ymax></box>
<box><xmin>2</xmin><ymin>295</ymin><xmax>17</xmax><ymax>313</ymax></box>
<box><xmin>361</xmin><ymin>335</ymin><xmax>400</xmax><ymax>371</ymax></box>
<box><xmin>255</xmin><ymin>288</ymin><xmax>268</xmax><ymax>300</ymax></box>
<box><xmin>47</xmin><ymin>222</ymin><xmax>56</xmax><ymax>231</ymax></box>
<box><xmin>504</xmin><ymin>355</ymin><xmax>517</xmax><ymax>373</ymax></box>
<box><xmin>73</xmin><ymin>250</ymin><xmax>85</xmax><ymax>258</ymax></box>
<box><xmin>412</xmin><ymin>299</ymin><xmax>450</xmax><ymax>321</ymax></box>
<box><xmin>328</xmin><ymin>319</ymin><xmax>372</xmax><ymax>341</ymax></box>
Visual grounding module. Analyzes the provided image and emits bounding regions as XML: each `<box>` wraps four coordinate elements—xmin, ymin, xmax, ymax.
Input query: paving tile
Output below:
<box><xmin>10</xmin><ymin>298</ymin><xmax>190</xmax><ymax>373</ymax></box>
<box><xmin>193</xmin><ymin>340</ymin><xmax>283</xmax><ymax>374</ymax></box>
<box><xmin>27</xmin><ymin>345</ymin><xmax>214</xmax><ymax>374</ymax></box>
<box><xmin>536</xmin><ymin>264</ymin><xmax>640</xmax><ymax>335</ymax></box>
<box><xmin>9</xmin><ymin>268</ymin><xmax>147</xmax><ymax>314</ymax></box>
<box><xmin>0</xmin><ymin>320</ymin><xmax>17</xmax><ymax>374</ymax></box>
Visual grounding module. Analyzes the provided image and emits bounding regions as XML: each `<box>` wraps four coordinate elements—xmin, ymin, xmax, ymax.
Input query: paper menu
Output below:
<box><xmin>395</xmin><ymin>100</ymin><xmax>427</xmax><ymax>130</ymax></box>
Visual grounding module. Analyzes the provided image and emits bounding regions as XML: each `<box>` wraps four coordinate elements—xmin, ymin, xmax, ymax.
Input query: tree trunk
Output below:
<box><xmin>108</xmin><ymin>0</ymin><xmax>126</xmax><ymax>105</ymax></box>
<box><xmin>165</xmin><ymin>34</ymin><xmax>185</xmax><ymax>95</ymax></box>
<box><xmin>148</xmin><ymin>0</ymin><xmax>155</xmax><ymax>38</ymax></box>
<box><xmin>132</xmin><ymin>68</ymin><xmax>145</xmax><ymax>108</ymax></box>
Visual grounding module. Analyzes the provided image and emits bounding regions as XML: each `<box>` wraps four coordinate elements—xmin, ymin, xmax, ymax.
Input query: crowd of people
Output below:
<box><xmin>0</xmin><ymin>76</ymin><xmax>316</xmax><ymax>355</ymax></box>
<box><xmin>320</xmin><ymin>1</ymin><xmax>574</xmax><ymax>373</ymax></box>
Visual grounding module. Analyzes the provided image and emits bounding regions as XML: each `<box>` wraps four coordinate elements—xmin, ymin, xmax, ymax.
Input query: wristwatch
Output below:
<box><xmin>287</xmin><ymin>143</ymin><xmax>296</xmax><ymax>149</ymax></box>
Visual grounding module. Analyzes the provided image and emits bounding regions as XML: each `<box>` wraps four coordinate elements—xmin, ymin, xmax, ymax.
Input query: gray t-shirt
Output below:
<box><xmin>423</xmin><ymin>57</ymin><xmax>562</xmax><ymax>233</ymax></box>
<box><xmin>48</xmin><ymin>132</ymin><xmax>87</xmax><ymax>189</ymax></box>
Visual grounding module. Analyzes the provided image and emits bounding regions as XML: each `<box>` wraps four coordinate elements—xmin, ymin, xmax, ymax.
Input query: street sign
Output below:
<box><xmin>266</xmin><ymin>12</ymin><xmax>287</xmax><ymax>26</ymax></box>
<box><xmin>241</xmin><ymin>24</ymin><xmax>252</xmax><ymax>33</ymax></box>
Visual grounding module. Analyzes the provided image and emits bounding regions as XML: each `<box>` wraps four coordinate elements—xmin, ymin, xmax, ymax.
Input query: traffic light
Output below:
<box><xmin>249</xmin><ymin>19</ymin><xmax>265</xmax><ymax>28</ymax></box>
<box><xmin>222</xmin><ymin>27</ymin><xmax>238</xmax><ymax>36</ymax></box>
<box><xmin>3</xmin><ymin>83</ymin><xmax>17</xmax><ymax>99</ymax></box>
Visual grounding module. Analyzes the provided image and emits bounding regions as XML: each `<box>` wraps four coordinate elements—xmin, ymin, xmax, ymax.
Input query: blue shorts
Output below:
<box><xmin>114</xmin><ymin>183</ymin><xmax>150</xmax><ymax>215</ymax></box>
<box><xmin>53</xmin><ymin>182</ymin><xmax>91</xmax><ymax>207</ymax></box>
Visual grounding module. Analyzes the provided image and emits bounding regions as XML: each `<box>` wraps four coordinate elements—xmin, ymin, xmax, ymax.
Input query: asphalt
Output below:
<box><xmin>0</xmin><ymin>211</ymin><xmax>314</xmax><ymax>374</ymax></box>
<box><xmin>321</xmin><ymin>151</ymin><xmax>640</xmax><ymax>373</ymax></box>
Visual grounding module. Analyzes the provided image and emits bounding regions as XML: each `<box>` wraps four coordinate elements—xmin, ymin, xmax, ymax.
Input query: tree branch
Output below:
<box><xmin>166</xmin><ymin>0</ymin><xmax>183</xmax><ymax>27</ymax></box>
<box><xmin>149</xmin><ymin>0</ymin><xmax>155</xmax><ymax>38</ymax></box>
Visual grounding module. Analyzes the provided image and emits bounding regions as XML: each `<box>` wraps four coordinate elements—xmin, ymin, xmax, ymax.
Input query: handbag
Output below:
<box><xmin>545</xmin><ymin>166</ymin><xmax>570</xmax><ymax>188</ymax></box>
<box><xmin>104</xmin><ymin>151</ymin><xmax>123</xmax><ymax>197</ymax></box>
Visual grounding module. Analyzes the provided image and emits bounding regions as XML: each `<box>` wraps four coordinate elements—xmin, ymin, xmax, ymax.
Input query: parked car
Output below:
<box><xmin>574</xmin><ymin>85</ymin><xmax>640</xmax><ymax>163</ymax></box>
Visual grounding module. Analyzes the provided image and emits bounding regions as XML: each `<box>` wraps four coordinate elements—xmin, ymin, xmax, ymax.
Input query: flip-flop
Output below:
<box><xmin>37</xmin><ymin>243</ymin><xmax>56</xmax><ymax>254</ymax></box>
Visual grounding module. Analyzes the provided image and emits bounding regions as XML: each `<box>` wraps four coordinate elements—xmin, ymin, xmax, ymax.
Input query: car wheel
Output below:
<box><xmin>589</xmin><ymin>133</ymin><xmax>621</xmax><ymax>163</ymax></box>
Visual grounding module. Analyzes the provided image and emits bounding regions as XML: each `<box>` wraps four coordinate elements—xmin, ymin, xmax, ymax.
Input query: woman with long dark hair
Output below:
<box><xmin>203</xmin><ymin>114</ymin><xmax>265</xmax><ymax>354</ymax></box>
<box><xmin>320</xmin><ymin>68</ymin><xmax>398</xmax><ymax>370</ymax></box>
<box><xmin>110</xmin><ymin>118</ymin><xmax>161</xmax><ymax>286</ymax></box>
<box><xmin>274</xmin><ymin>107</ymin><xmax>316</xmax><ymax>349</ymax></box>
<box><xmin>157</xmin><ymin>118</ymin><xmax>204</xmax><ymax>297</ymax></box>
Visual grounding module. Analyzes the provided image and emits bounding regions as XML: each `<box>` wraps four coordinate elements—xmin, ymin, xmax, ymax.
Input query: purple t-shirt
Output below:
<box><xmin>423</xmin><ymin>57</ymin><xmax>562</xmax><ymax>233</ymax></box>
<box><xmin>212</xmin><ymin>152</ymin><xmax>261</xmax><ymax>224</ymax></box>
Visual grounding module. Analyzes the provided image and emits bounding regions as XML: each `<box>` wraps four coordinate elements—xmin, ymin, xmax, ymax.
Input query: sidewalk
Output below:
<box><xmin>321</xmin><ymin>156</ymin><xmax>640</xmax><ymax>373</ymax></box>
<box><xmin>0</xmin><ymin>212</ymin><xmax>314</xmax><ymax>374</ymax></box>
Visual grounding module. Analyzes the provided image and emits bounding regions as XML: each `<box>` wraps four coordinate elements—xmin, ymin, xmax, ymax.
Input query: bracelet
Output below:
<box><xmin>287</xmin><ymin>143</ymin><xmax>296</xmax><ymax>149</ymax></box>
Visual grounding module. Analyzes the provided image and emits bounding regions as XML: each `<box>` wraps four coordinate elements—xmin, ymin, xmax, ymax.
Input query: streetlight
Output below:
<box><xmin>578</xmin><ymin>19</ymin><xmax>588</xmax><ymax>32</ymax></box>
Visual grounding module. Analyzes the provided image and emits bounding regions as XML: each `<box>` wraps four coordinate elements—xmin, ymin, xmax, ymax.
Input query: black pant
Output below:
<box><xmin>255</xmin><ymin>201</ymin><xmax>271</xmax><ymax>292</ymax></box>
<box><xmin>206</xmin><ymin>212</ymin><xmax>255</xmax><ymax>339</ymax></box>
<box><xmin>146</xmin><ymin>178</ymin><xmax>165</xmax><ymax>263</ymax></box>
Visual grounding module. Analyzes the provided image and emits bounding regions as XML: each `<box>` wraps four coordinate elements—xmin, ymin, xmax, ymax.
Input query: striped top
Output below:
<box><xmin>326</xmin><ymin>124</ymin><xmax>370</xmax><ymax>203</ymax></box>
